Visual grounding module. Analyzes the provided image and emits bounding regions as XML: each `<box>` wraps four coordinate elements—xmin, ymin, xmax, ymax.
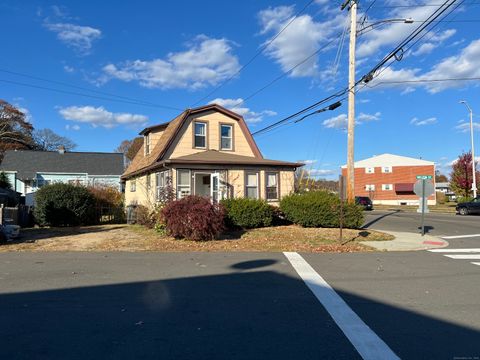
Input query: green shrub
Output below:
<box><xmin>457</xmin><ymin>196</ymin><xmax>474</xmax><ymax>204</ymax></box>
<box><xmin>221</xmin><ymin>198</ymin><xmax>274</xmax><ymax>228</ymax></box>
<box><xmin>280</xmin><ymin>190</ymin><xmax>364</xmax><ymax>229</ymax></box>
<box><xmin>161</xmin><ymin>196</ymin><xmax>225</xmax><ymax>241</ymax></box>
<box><xmin>34</xmin><ymin>183</ymin><xmax>96</xmax><ymax>226</ymax></box>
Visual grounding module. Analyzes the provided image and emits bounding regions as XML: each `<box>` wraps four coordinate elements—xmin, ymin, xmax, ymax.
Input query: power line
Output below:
<box><xmin>367</xmin><ymin>77</ymin><xmax>480</xmax><ymax>87</ymax></box>
<box><xmin>252</xmin><ymin>0</ymin><xmax>462</xmax><ymax>137</ymax></box>
<box><xmin>0</xmin><ymin>78</ymin><xmax>182</xmax><ymax>110</ymax></box>
<box><xmin>0</xmin><ymin>68</ymin><xmax>182</xmax><ymax>111</ymax></box>
<box><xmin>361</xmin><ymin>1</ymin><xmax>479</xmax><ymax>8</ymax></box>
<box><xmin>191</xmin><ymin>0</ymin><xmax>316</xmax><ymax>106</ymax></box>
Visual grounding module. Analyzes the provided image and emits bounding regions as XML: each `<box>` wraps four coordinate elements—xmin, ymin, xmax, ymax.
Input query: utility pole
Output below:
<box><xmin>342</xmin><ymin>0</ymin><xmax>357</xmax><ymax>203</ymax></box>
<box><xmin>460</xmin><ymin>101</ymin><xmax>477</xmax><ymax>198</ymax></box>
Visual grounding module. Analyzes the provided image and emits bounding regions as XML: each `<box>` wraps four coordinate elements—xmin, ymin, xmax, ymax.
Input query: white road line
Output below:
<box><xmin>283</xmin><ymin>252</ymin><xmax>399</xmax><ymax>360</ymax></box>
<box><xmin>472</xmin><ymin>262</ymin><xmax>480</xmax><ymax>266</ymax></box>
<box><xmin>444</xmin><ymin>255</ymin><xmax>480</xmax><ymax>260</ymax></box>
<box><xmin>441</xmin><ymin>234</ymin><xmax>480</xmax><ymax>239</ymax></box>
<box><xmin>429</xmin><ymin>248</ymin><xmax>480</xmax><ymax>253</ymax></box>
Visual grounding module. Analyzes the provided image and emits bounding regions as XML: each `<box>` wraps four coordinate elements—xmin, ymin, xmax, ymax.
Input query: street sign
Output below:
<box><xmin>416</xmin><ymin>175</ymin><xmax>433</xmax><ymax>180</ymax></box>
<box><xmin>414</xmin><ymin>180</ymin><xmax>435</xmax><ymax>197</ymax></box>
<box><xmin>414</xmin><ymin>179</ymin><xmax>434</xmax><ymax>236</ymax></box>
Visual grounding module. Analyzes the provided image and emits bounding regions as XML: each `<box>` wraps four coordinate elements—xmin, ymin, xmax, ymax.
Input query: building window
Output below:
<box><xmin>194</xmin><ymin>122</ymin><xmax>206</xmax><ymax>148</ymax></box>
<box><xmin>130</xmin><ymin>179</ymin><xmax>136</xmax><ymax>192</ymax></box>
<box><xmin>144</xmin><ymin>134</ymin><xmax>150</xmax><ymax>155</ymax></box>
<box><xmin>382</xmin><ymin>166</ymin><xmax>392</xmax><ymax>173</ymax></box>
<box><xmin>156</xmin><ymin>170</ymin><xmax>169</xmax><ymax>200</ymax></box>
<box><xmin>382</xmin><ymin>184</ymin><xmax>393</xmax><ymax>191</ymax></box>
<box><xmin>266</xmin><ymin>172</ymin><xmax>278</xmax><ymax>201</ymax></box>
<box><xmin>146</xmin><ymin>174</ymin><xmax>151</xmax><ymax>190</ymax></box>
<box><xmin>220</xmin><ymin>124</ymin><xmax>233</xmax><ymax>150</ymax></box>
<box><xmin>365</xmin><ymin>167</ymin><xmax>375</xmax><ymax>174</ymax></box>
<box><xmin>245</xmin><ymin>172</ymin><xmax>259</xmax><ymax>199</ymax></box>
<box><xmin>365</xmin><ymin>184</ymin><xmax>375</xmax><ymax>191</ymax></box>
<box><xmin>177</xmin><ymin>169</ymin><xmax>191</xmax><ymax>198</ymax></box>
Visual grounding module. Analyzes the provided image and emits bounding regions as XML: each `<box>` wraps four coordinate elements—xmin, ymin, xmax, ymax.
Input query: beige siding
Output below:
<box><xmin>280</xmin><ymin>170</ymin><xmax>295</xmax><ymax>198</ymax></box>
<box><xmin>125</xmin><ymin>175</ymin><xmax>156</xmax><ymax>207</ymax></box>
<box><xmin>167</xmin><ymin>112</ymin><xmax>255</xmax><ymax>159</ymax></box>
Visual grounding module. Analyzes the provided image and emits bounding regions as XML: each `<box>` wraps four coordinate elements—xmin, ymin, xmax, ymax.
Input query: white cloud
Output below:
<box><xmin>63</xmin><ymin>65</ymin><xmax>75</xmax><ymax>73</ymax></box>
<box><xmin>357</xmin><ymin>2</ymin><xmax>456</xmax><ymax>58</ymax></box>
<box><xmin>368</xmin><ymin>38</ymin><xmax>480</xmax><ymax>93</ymax></box>
<box><xmin>455</xmin><ymin>120</ymin><xmax>480</xmax><ymax>132</ymax></box>
<box><xmin>410</xmin><ymin>117</ymin><xmax>437</xmax><ymax>126</ymax></box>
<box><xmin>309</xmin><ymin>169</ymin><xmax>335</xmax><ymax>176</ymax></box>
<box><xmin>257</xmin><ymin>5</ymin><xmax>347</xmax><ymax>78</ymax></box>
<box><xmin>323</xmin><ymin>114</ymin><xmax>348</xmax><ymax>129</ymax></box>
<box><xmin>411</xmin><ymin>29</ymin><xmax>456</xmax><ymax>56</ymax></box>
<box><xmin>208</xmin><ymin>98</ymin><xmax>276</xmax><ymax>124</ymax></box>
<box><xmin>58</xmin><ymin>106</ymin><xmax>148</xmax><ymax>129</ymax></box>
<box><xmin>357</xmin><ymin>111</ymin><xmax>381</xmax><ymax>122</ymax></box>
<box><xmin>65</xmin><ymin>124</ymin><xmax>80</xmax><ymax>131</ymax></box>
<box><xmin>302</xmin><ymin>159</ymin><xmax>317</xmax><ymax>165</ymax></box>
<box><xmin>101</xmin><ymin>35</ymin><xmax>240</xmax><ymax>90</ymax></box>
<box><xmin>322</xmin><ymin>111</ymin><xmax>380</xmax><ymax>129</ymax></box>
<box><xmin>44</xmin><ymin>22</ymin><xmax>101</xmax><ymax>54</ymax></box>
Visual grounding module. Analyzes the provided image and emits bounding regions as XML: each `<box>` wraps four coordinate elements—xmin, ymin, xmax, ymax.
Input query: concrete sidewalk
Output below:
<box><xmin>361</xmin><ymin>231</ymin><xmax>449</xmax><ymax>251</ymax></box>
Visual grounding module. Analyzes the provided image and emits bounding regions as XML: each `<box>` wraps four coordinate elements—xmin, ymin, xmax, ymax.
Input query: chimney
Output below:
<box><xmin>58</xmin><ymin>145</ymin><xmax>66</xmax><ymax>154</ymax></box>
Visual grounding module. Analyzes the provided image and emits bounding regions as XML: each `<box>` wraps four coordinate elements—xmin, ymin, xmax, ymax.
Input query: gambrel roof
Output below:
<box><xmin>122</xmin><ymin>104</ymin><xmax>301</xmax><ymax>179</ymax></box>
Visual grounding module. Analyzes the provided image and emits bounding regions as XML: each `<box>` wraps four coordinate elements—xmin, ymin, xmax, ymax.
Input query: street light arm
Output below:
<box><xmin>357</xmin><ymin>18</ymin><xmax>414</xmax><ymax>36</ymax></box>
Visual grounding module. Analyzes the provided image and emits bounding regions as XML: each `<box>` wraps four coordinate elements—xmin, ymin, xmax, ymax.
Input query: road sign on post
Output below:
<box><xmin>414</xmin><ymin>178</ymin><xmax>435</xmax><ymax>236</ymax></box>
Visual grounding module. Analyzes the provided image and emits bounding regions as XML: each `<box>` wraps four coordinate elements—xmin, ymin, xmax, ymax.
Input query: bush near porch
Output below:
<box><xmin>280</xmin><ymin>190</ymin><xmax>364</xmax><ymax>229</ymax></box>
<box><xmin>221</xmin><ymin>198</ymin><xmax>274</xmax><ymax>229</ymax></box>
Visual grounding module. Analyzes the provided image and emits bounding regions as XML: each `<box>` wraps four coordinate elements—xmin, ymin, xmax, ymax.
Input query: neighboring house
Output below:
<box><xmin>435</xmin><ymin>182</ymin><xmax>456</xmax><ymax>201</ymax></box>
<box><xmin>0</xmin><ymin>148</ymin><xmax>124</xmax><ymax>206</ymax></box>
<box><xmin>341</xmin><ymin>153</ymin><xmax>436</xmax><ymax>205</ymax></box>
<box><xmin>122</xmin><ymin>104</ymin><xmax>302</xmax><ymax>206</ymax></box>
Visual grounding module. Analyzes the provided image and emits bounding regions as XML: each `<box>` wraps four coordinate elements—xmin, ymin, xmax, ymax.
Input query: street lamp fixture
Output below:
<box><xmin>357</xmin><ymin>18</ymin><xmax>414</xmax><ymax>36</ymax></box>
<box><xmin>460</xmin><ymin>100</ymin><xmax>477</xmax><ymax>198</ymax></box>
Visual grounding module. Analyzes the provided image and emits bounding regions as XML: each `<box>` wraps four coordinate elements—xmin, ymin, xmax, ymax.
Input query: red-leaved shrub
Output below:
<box><xmin>161</xmin><ymin>195</ymin><xmax>225</xmax><ymax>241</ymax></box>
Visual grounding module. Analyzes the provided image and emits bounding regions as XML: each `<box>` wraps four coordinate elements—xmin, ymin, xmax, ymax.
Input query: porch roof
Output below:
<box><xmin>166</xmin><ymin>150</ymin><xmax>303</xmax><ymax>168</ymax></box>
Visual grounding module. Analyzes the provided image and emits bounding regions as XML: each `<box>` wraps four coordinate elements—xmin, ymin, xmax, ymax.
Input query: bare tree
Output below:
<box><xmin>33</xmin><ymin>128</ymin><xmax>77</xmax><ymax>151</ymax></box>
<box><xmin>115</xmin><ymin>137</ymin><xmax>143</xmax><ymax>161</ymax></box>
<box><xmin>0</xmin><ymin>100</ymin><xmax>34</xmax><ymax>154</ymax></box>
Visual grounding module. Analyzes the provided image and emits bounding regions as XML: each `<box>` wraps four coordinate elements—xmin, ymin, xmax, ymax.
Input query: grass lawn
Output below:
<box><xmin>0</xmin><ymin>224</ymin><xmax>393</xmax><ymax>253</ymax></box>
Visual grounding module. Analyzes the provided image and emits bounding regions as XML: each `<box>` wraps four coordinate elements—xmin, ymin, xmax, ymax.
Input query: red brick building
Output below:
<box><xmin>341</xmin><ymin>154</ymin><xmax>436</xmax><ymax>205</ymax></box>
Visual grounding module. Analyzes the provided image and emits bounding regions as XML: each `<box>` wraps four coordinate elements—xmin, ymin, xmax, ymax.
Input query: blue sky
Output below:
<box><xmin>1</xmin><ymin>0</ymin><xmax>479</xmax><ymax>179</ymax></box>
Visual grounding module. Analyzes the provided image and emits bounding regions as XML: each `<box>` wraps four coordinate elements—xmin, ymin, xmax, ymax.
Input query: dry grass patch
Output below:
<box><xmin>0</xmin><ymin>224</ymin><xmax>393</xmax><ymax>253</ymax></box>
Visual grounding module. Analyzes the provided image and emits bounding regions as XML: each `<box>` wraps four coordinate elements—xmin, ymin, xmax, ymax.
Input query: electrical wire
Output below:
<box><xmin>191</xmin><ymin>0</ymin><xmax>316</xmax><ymax>106</ymax></box>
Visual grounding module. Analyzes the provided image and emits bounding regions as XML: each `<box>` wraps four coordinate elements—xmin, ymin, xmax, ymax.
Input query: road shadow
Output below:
<box><xmin>362</xmin><ymin>210</ymin><xmax>400</xmax><ymax>229</ymax></box>
<box><xmin>418</xmin><ymin>225</ymin><xmax>435</xmax><ymax>234</ymax></box>
<box><xmin>0</xmin><ymin>263</ymin><xmax>478</xmax><ymax>359</ymax></box>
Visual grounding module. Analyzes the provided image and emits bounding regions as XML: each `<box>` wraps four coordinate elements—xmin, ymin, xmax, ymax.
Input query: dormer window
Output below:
<box><xmin>220</xmin><ymin>124</ymin><xmax>233</xmax><ymax>150</ymax></box>
<box><xmin>194</xmin><ymin>122</ymin><xmax>207</xmax><ymax>148</ymax></box>
<box><xmin>144</xmin><ymin>134</ymin><xmax>150</xmax><ymax>155</ymax></box>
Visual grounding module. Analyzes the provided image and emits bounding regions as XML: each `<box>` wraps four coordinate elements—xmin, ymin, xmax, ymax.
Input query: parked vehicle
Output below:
<box><xmin>456</xmin><ymin>197</ymin><xmax>480</xmax><ymax>215</ymax></box>
<box><xmin>355</xmin><ymin>196</ymin><xmax>373</xmax><ymax>210</ymax></box>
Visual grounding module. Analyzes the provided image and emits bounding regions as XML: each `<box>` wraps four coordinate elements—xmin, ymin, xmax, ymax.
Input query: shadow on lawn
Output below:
<box><xmin>0</xmin><ymin>258</ymin><xmax>478</xmax><ymax>359</ymax></box>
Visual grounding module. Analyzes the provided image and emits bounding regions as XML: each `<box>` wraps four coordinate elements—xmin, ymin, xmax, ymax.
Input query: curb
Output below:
<box><xmin>361</xmin><ymin>231</ymin><xmax>449</xmax><ymax>252</ymax></box>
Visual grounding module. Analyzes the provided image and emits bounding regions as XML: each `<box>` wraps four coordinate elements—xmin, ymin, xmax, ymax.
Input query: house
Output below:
<box><xmin>341</xmin><ymin>153</ymin><xmax>436</xmax><ymax>205</ymax></box>
<box><xmin>0</xmin><ymin>148</ymin><xmax>124</xmax><ymax>206</ymax></box>
<box><xmin>122</xmin><ymin>104</ymin><xmax>302</xmax><ymax>206</ymax></box>
<box><xmin>435</xmin><ymin>182</ymin><xmax>456</xmax><ymax>201</ymax></box>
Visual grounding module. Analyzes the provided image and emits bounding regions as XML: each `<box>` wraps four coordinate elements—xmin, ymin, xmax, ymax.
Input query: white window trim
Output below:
<box><xmin>194</xmin><ymin>122</ymin><xmax>207</xmax><ymax>149</ymax></box>
<box><xmin>365</xmin><ymin>184</ymin><xmax>375</xmax><ymax>191</ymax></box>
<box><xmin>382</xmin><ymin>166</ymin><xmax>392</xmax><ymax>173</ymax></box>
<box><xmin>245</xmin><ymin>171</ymin><xmax>259</xmax><ymax>199</ymax></box>
<box><xmin>155</xmin><ymin>170</ymin><xmax>169</xmax><ymax>200</ymax></box>
<box><xmin>266</xmin><ymin>172</ymin><xmax>279</xmax><ymax>201</ymax></box>
<box><xmin>144</xmin><ymin>134</ymin><xmax>150</xmax><ymax>155</ymax></box>
<box><xmin>177</xmin><ymin>169</ymin><xmax>191</xmax><ymax>198</ymax></box>
<box><xmin>382</xmin><ymin>184</ymin><xmax>393</xmax><ymax>191</ymax></box>
<box><xmin>220</xmin><ymin>124</ymin><xmax>233</xmax><ymax>150</ymax></box>
<box><xmin>365</xmin><ymin>167</ymin><xmax>375</xmax><ymax>174</ymax></box>
<box><xmin>130</xmin><ymin>179</ymin><xmax>136</xmax><ymax>192</ymax></box>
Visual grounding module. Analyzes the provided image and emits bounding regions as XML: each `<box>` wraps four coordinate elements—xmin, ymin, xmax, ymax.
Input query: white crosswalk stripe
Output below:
<box><xmin>428</xmin><ymin>248</ymin><xmax>480</xmax><ymax>268</ymax></box>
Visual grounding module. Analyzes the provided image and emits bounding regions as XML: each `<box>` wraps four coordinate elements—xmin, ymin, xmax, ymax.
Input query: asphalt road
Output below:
<box><xmin>364</xmin><ymin>210</ymin><xmax>479</xmax><ymax>237</ymax></box>
<box><xmin>0</xmin><ymin>251</ymin><xmax>479</xmax><ymax>359</ymax></box>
